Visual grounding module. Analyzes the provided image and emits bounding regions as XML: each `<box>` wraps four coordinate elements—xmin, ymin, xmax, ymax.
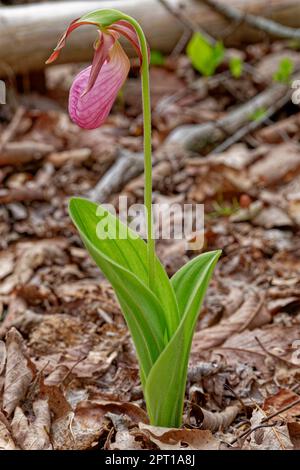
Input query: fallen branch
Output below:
<box><xmin>202</xmin><ymin>0</ymin><xmax>300</xmax><ymax>40</ymax></box>
<box><xmin>212</xmin><ymin>92</ymin><xmax>291</xmax><ymax>153</ymax></box>
<box><xmin>0</xmin><ymin>141</ymin><xmax>55</xmax><ymax>166</ymax></box>
<box><xmin>88</xmin><ymin>78</ymin><xmax>294</xmax><ymax>198</ymax></box>
<box><xmin>0</xmin><ymin>187</ymin><xmax>47</xmax><ymax>204</ymax></box>
<box><xmin>167</xmin><ymin>78</ymin><xmax>293</xmax><ymax>152</ymax></box>
<box><xmin>158</xmin><ymin>0</ymin><xmax>215</xmax><ymax>46</ymax></box>
<box><xmin>1</xmin><ymin>0</ymin><xmax>300</xmax><ymax>73</ymax></box>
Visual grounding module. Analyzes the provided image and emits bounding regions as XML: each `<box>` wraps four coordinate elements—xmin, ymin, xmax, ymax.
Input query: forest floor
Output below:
<box><xmin>1</xmin><ymin>32</ymin><xmax>300</xmax><ymax>450</ymax></box>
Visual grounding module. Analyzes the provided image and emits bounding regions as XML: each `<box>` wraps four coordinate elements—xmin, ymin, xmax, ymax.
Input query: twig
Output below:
<box><xmin>224</xmin><ymin>384</ymin><xmax>247</xmax><ymax>414</ymax></box>
<box><xmin>230</xmin><ymin>422</ymin><xmax>280</xmax><ymax>446</ymax></box>
<box><xmin>255</xmin><ymin>336</ymin><xmax>300</xmax><ymax>369</ymax></box>
<box><xmin>0</xmin><ymin>106</ymin><xmax>25</xmax><ymax>152</ymax></box>
<box><xmin>167</xmin><ymin>77</ymin><xmax>291</xmax><ymax>151</ymax></box>
<box><xmin>212</xmin><ymin>92</ymin><xmax>291</xmax><ymax>153</ymax></box>
<box><xmin>158</xmin><ymin>0</ymin><xmax>216</xmax><ymax>45</ymax></box>
<box><xmin>261</xmin><ymin>397</ymin><xmax>300</xmax><ymax>424</ymax></box>
<box><xmin>201</xmin><ymin>0</ymin><xmax>300</xmax><ymax>40</ymax></box>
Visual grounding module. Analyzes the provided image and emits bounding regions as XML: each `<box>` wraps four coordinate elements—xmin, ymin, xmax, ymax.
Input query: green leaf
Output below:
<box><xmin>249</xmin><ymin>107</ymin><xmax>267</xmax><ymax>122</ymax></box>
<box><xmin>229</xmin><ymin>56</ymin><xmax>243</xmax><ymax>78</ymax></box>
<box><xmin>273</xmin><ymin>58</ymin><xmax>294</xmax><ymax>84</ymax></box>
<box><xmin>145</xmin><ymin>250</ymin><xmax>221</xmax><ymax>427</ymax></box>
<box><xmin>68</xmin><ymin>198</ymin><xmax>180</xmax><ymax>377</ymax></box>
<box><xmin>80</xmin><ymin>8</ymin><xmax>126</xmax><ymax>27</ymax></box>
<box><xmin>187</xmin><ymin>33</ymin><xmax>224</xmax><ymax>76</ymax></box>
<box><xmin>150</xmin><ymin>50</ymin><xmax>165</xmax><ymax>66</ymax></box>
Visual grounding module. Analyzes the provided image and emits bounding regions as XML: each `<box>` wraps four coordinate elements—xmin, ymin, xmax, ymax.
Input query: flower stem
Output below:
<box><xmin>123</xmin><ymin>16</ymin><xmax>155</xmax><ymax>287</ymax></box>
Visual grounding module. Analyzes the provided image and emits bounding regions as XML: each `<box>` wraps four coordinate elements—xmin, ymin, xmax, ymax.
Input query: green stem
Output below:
<box><xmin>122</xmin><ymin>16</ymin><xmax>155</xmax><ymax>287</ymax></box>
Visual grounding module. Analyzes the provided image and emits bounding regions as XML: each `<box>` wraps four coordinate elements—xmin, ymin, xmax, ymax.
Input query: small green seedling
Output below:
<box><xmin>187</xmin><ymin>32</ymin><xmax>224</xmax><ymax>77</ymax></box>
<box><xmin>273</xmin><ymin>58</ymin><xmax>294</xmax><ymax>84</ymax></box>
<box><xmin>150</xmin><ymin>50</ymin><xmax>165</xmax><ymax>66</ymax></box>
<box><xmin>229</xmin><ymin>56</ymin><xmax>244</xmax><ymax>79</ymax></box>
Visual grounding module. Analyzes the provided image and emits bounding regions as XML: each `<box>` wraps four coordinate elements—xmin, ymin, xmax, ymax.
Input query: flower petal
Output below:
<box><xmin>68</xmin><ymin>41</ymin><xmax>130</xmax><ymax>129</ymax></box>
<box><xmin>83</xmin><ymin>30</ymin><xmax>116</xmax><ymax>96</ymax></box>
<box><xmin>109</xmin><ymin>20</ymin><xmax>149</xmax><ymax>66</ymax></box>
<box><xmin>46</xmin><ymin>18</ymin><xmax>97</xmax><ymax>64</ymax></box>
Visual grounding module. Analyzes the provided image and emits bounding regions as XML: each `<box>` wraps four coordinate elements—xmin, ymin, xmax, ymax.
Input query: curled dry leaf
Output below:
<box><xmin>11</xmin><ymin>400</ymin><xmax>52</xmax><ymax>450</ymax></box>
<box><xmin>138</xmin><ymin>423</ymin><xmax>220</xmax><ymax>450</ymax></box>
<box><xmin>77</xmin><ymin>400</ymin><xmax>148</xmax><ymax>425</ymax></box>
<box><xmin>3</xmin><ymin>328</ymin><xmax>36</xmax><ymax>416</ymax></box>
<box><xmin>191</xmin><ymin>403</ymin><xmax>241</xmax><ymax>432</ymax></box>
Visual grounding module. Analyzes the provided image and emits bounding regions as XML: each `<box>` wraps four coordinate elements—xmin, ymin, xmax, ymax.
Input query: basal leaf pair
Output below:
<box><xmin>48</xmin><ymin>8</ymin><xmax>221</xmax><ymax>427</ymax></box>
<box><xmin>70</xmin><ymin>198</ymin><xmax>220</xmax><ymax>427</ymax></box>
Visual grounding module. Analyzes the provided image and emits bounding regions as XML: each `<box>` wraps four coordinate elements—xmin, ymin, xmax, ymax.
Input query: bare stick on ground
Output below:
<box><xmin>2</xmin><ymin>0</ymin><xmax>300</xmax><ymax>74</ymax></box>
<box><xmin>202</xmin><ymin>0</ymin><xmax>300</xmax><ymax>40</ymax></box>
<box><xmin>167</xmin><ymin>77</ymin><xmax>294</xmax><ymax>152</ymax></box>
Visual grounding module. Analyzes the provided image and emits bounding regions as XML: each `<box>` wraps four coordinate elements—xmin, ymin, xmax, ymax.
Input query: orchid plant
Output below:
<box><xmin>47</xmin><ymin>9</ymin><xmax>221</xmax><ymax>428</ymax></box>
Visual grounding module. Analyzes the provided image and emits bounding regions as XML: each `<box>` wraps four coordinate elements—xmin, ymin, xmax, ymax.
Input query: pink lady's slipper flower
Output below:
<box><xmin>46</xmin><ymin>17</ymin><xmax>144</xmax><ymax>129</ymax></box>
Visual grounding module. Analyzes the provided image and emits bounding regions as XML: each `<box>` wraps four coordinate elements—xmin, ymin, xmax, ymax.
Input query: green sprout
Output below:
<box><xmin>150</xmin><ymin>50</ymin><xmax>165</xmax><ymax>66</ymax></box>
<box><xmin>273</xmin><ymin>58</ymin><xmax>294</xmax><ymax>84</ymax></box>
<box><xmin>186</xmin><ymin>32</ymin><xmax>224</xmax><ymax>77</ymax></box>
<box><xmin>229</xmin><ymin>56</ymin><xmax>244</xmax><ymax>78</ymax></box>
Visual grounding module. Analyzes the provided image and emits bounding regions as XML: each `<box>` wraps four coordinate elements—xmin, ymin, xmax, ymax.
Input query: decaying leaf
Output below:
<box><xmin>288</xmin><ymin>422</ymin><xmax>300</xmax><ymax>450</ymax></box>
<box><xmin>3</xmin><ymin>328</ymin><xmax>35</xmax><ymax>416</ymax></box>
<box><xmin>193</xmin><ymin>290</ymin><xmax>269</xmax><ymax>350</ymax></box>
<box><xmin>249</xmin><ymin>143</ymin><xmax>300</xmax><ymax>186</ymax></box>
<box><xmin>0</xmin><ymin>340</ymin><xmax>6</xmax><ymax>375</ymax></box>
<box><xmin>263</xmin><ymin>389</ymin><xmax>300</xmax><ymax>421</ymax></box>
<box><xmin>0</xmin><ymin>411</ymin><xmax>16</xmax><ymax>450</ymax></box>
<box><xmin>138</xmin><ymin>423</ymin><xmax>220</xmax><ymax>450</ymax></box>
<box><xmin>190</xmin><ymin>403</ymin><xmax>241</xmax><ymax>432</ymax></box>
<box><xmin>11</xmin><ymin>400</ymin><xmax>52</xmax><ymax>450</ymax></box>
<box><xmin>249</xmin><ymin>409</ymin><xmax>293</xmax><ymax>450</ymax></box>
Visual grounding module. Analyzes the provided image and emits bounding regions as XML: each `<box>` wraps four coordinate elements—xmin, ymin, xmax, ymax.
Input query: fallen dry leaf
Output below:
<box><xmin>190</xmin><ymin>403</ymin><xmax>241</xmax><ymax>432</ymax></box>
<box><xmin>0</xmin><ymin>411</ymin><xmax>16</xmax><ymax>450</ymax></box>
<box><xmin>138</xmin><ymin>423</ymin><xmax>220</xmax><ymax>450</ymax></box>
<box><xmin>263</xmin><ymin>389</ymin><xmax>300</xmax><ymax>421</ymax></box>
<box><xmin>194</xmin><ymin>290</ymin><xmax>269</xmax><ymax>350</ymax></box>
<box><xmin>249</xmin><ymin>409</ymin><xmax>293</xmax><ymax>450</ymax></box>
<box><xmin>287</xmin><ymin>422</ymin><xmax>300</xmax><ymax>449</ymax></box>
<box><xmin>11</xmin><ymin>400</ymin><xmax>52</xmax><ymax>450</ymax></box>
<box><xmin>249</xmin><ymin>143</ymin><xmax>300</xmax><ymax>186</ymax></box>
<box><xmin>3</xmin><ymin>328</ymin><xmax>35</xmax><ymax>416</ymax></box>
<box><xmin>0</xmin><ymin>340</ymin><xmax>6</xmax><ymax>375</ymax></box>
